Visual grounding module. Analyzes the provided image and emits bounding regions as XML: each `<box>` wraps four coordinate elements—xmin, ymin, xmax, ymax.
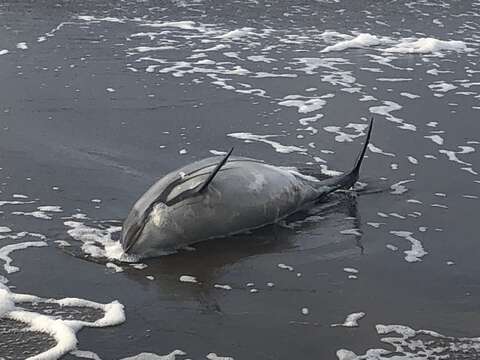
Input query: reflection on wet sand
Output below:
<box><xmin>120</xmin><ymin>191</ymin><xmax>364</xmax><ymax>300</ymax></box>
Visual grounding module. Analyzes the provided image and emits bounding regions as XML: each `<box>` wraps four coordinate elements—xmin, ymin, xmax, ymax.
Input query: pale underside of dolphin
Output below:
<box><xmin>122</xmin><ymin>118</ymin><xmax>374</xmax><ymax>258</ymax></box>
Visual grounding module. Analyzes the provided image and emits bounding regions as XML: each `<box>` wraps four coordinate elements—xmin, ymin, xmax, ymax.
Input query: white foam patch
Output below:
<box><xmin>0</xmin><ymin>283</ymin><xmax>125</xmax><ymax>360</ymax></box>
<box><xmin>359</xmin><ymin>95</ymin><xmax>377</xmax><ymax>102</ymax></box>
<box><xmin>12</xmin><ymin>206</ymin><xmax>63</xmax><ymax>221</ymax></box>
<box><xmin>360</xmin><ymin>67</ymin><xmax>382</xmax><ymax>73</ymax></box>
<box><xmin>340</xmin><ymin>229</ymin><xmax>362</xmax><ymax>236</ymax></box>
<box><xmin>278</xmin><ymin>95</ymin><xmax>326</xmax><ymax>113</ymax></box>
<box><xmin>367</xmin><ymin>54</ymin><xmax>413</xmax><ymax>70</ymax></box>
<box><xmin>16</xmin><ymin>42</ymin><xmax>28</xmax><ymax>50</ymax></box>
<box><xmin>368</xmin><ymin>143</ymin><xmax>395</xmax><ymax>157</ymax></box>
<box><xmin>337</xmin><ymin>324</ymin><xmax>480</xmax><ymax>360</ymax></box>
<box><xmin>383</xmin><ymin>37</ymin><xmax>471</xmax><ymax>55</ymax></box>
<box><xmin>386</xmin><ymin>244</ymin><xmax>398</xmax><ymax>251</ymax></box>
<box><xmin>195</xmin><ymin>44</ymin><xmax>229</xmax><ymax>52</ymax></box>
<box><xmin>0</xmin><ymin>200</ymin><xmax>35</xmax><ymax>206</ymax></box>
<box><xmin>13</xmin><ymin>194</ymin><xmax>28</xmax><ymax>199</ymax></box>
<box><xmin>106</xmin><ymin>262</ymin><xmax>124</xmax><ymax>273</ymax></box>
<box><xmin>376</xmin><ymin>78</ymin><xmax>411</xmax><ymax>82</ymax></box>
<box><xmin>227</xmin><ymin>132</ymin><xmax>307</xmax><ymax>154</ymax></box>
<box><xmin>390</xmin><ymin>180</ymin><xmax>414</xmax><ymax>195</ymax></box>
<box><xmin>179</xmin><ymin>275</ymin><xmax>198</xmax><ymax>283</ymax></box>
<box><xmin>0</xmin><ymin>50</ymin><xmax>9</xmax><ymax>55</ymax></box>
<box><xmin>55</xmin><ymin>240</ymin><xmax>71</xmax><ymax>247</ymax></box>
<box><xmin>431</xmin><ymin>203</ymin><xmax>448</xmax><ymax>209</ymax></box>
<box><xmin>294</xmin><ymin>57</ymin><xmax>352</xmax><ymax>74</ymax></box>
<box><xmin>247</xmin><ymin>55</ymin><xmax>276</xmax><ymax>63</ymax></box>
<box><xmin>278</xmin><ymin>263</ymin><xmax>294</xmax><ymax>271</ymax></box>
<box><xmin>70</xmin><ymin>350</ymin><xmax>103</xmax><ymax>359</ymax></box>
<box><xmin>0</xmin><ymin>226</ymin><xmax>12</xmax><ymax>233</ymax></box>
<box><xmin>130</xmin><ymin>32</ymin><xmax>165</xmax><ymax>40</ymax></box>
<box><xmin>0</xmin><ymin>231</ymin><xmax>45</xmax><ymax>243</ymax></box>
<box><xmin>319</xmin><ymin>32</ymin><xmax>469</xmax><ymax>57</ymax></box>
<box><xmin>0</xmin><ymin>241</ymin><xmax>48</xmax><ymax>274</ymax></box>
<box><xmin>331</xmin><ymin>312</ymin><xmax>365</xmax><ymax>327</ymax></box>
<box><xmin>214</xmin><ymin>284</ymin><xmax>232</xmax><ymax>290</ymax></box>
<box><xmin>120</xmin><ymin>350</ymin><xmax>186</xmax><ymax>360</ymax></box>
<box><xmin>209</xmin><ymin>150</ymin><xmax>227</xmax><ymax>156</ymax></box>
<box><xmin>218</xmin><ymin>27</ymin><xmax>256</xmax><ymax>40</ymax></box>
<box><xmin>407</xmin><ymin>156</ymin><xmax>418</xmax><ymax>165</ymax></box>
<box><xmin>324</xmin><ymin>123</ymin><xmax>367</xmax><ymax>143</ymax></box>
<box><xmin>12</xmin><ymin>211</ymin><xmax>53</xmax><ymax>220</ymax></box>
<box><xmin>64</xmin><ymin>221</ymin><xmax>137</xmax><ymax>262</ymax></box>
<box><xmin>424</xmin><ymin>135</ymin><xmax>444</xmax><ymax>145</ymax></box>
<box><xmin>390</xmin><ymin>231</ymin><xmax>427</xmax><ymax>262</ymax></box>
<box><xmin>369</xmin><ymin>101</ymin><xmax>416</xmax><ymax>131</ymax></box>
<box><xmin>78</xmin><ymin>15</ymin><xmax>125</xmax><ymax>23</ymax></box>
<box><xmin>460</xmin><ymin>82</ymin><xmax>480</xmax><ymax>90</ymax></box>
<box><xmin>428</xmin><ymin>81</ymin><xmax>457</xmax><ymax>93</ymax></box>
<box><xmin>206</xmin><ymin>353</ymin><xmax>235</xmax><ymax>360</ymax></box>
<box><xmin>130</xmin><ymin>263</ymin><xmax>148</xmax><ymax>270</ymax></box>
<box><xmin>321</xmin><ymin>71</ymin><xmax>356</xmax><ymax>87</ymax></box>
<box><xmin>38</xmin><ymin>206</ymin><xmax>63</xmax><ymax>212</ymax></box>
<box><xmin>407</xmin><ymin>199</ymin><xmax>422</xmax><ymax>204</ymax></box>
<box><xmin>321</xmin><ymin>33</ymin><xmax>385</xmax><ymax>53</ymax></box>
<box><xmin>439</xmin><ymin>146</ymin><xmax>474</xmax><ymax>166</ymax></box>
<box><xmin>317</xmin><ymin>165</ymin><xmax>342</xmax><ymax>177</ymax></box>
<box><xmin>128</xmin><ymin>46</ymin><xmax>175</xmax><ymax>53</ymax></box>
<box><xmin>69</xmin><ymin>213</ymin><xmax>89</xmax><ymax>220</ymax></box>
<box><xmin>400</xmin><ymin>92</ymin><xmax>420</xmax><ymax>99</ymax></box>
<box><xmin>0</xmin><ymin>286</ymin><xmax>15</xmax><ymax>316</ymax></box>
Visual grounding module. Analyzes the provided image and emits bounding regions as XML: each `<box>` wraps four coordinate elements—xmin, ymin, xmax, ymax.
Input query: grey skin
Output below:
<box><xmin>122</xmin><ymin>119</ymin><xmax>373</xmax><ymax>258</ymax></box>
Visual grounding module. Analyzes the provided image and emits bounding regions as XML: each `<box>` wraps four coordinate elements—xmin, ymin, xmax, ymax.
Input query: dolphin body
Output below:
<box><xmin>122</xmin><ymin>119</ymin><xmax>373</xmax><ymax>258</ymax></box>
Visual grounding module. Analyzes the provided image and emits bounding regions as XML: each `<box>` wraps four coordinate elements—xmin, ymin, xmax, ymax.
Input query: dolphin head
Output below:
<box><xmin>121</xmin><ymin>153</ymin><xmax>242</xmax><ymax>257</ymax></box>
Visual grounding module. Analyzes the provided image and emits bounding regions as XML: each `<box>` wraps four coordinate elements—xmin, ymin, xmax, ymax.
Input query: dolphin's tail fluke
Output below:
<box><xmin>316</xmin><ymin>117</ymin><xmax>373</xmax><ymax>195</ymax></box>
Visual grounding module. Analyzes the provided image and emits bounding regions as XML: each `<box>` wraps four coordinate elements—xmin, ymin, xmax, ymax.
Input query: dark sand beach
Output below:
<box><xmin>1</xmin><ymin>0</ymin><xmax>480</xmax><ymax>359</ymax></box>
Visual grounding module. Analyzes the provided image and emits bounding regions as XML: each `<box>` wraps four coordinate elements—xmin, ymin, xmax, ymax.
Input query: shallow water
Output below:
<box><xmin>0</xmin><ymin>0</ymin><xmax>479</xmax><ymax>359</ymax></box>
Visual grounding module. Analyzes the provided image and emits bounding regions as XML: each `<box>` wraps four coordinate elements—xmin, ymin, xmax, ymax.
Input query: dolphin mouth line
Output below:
<box><xmin>123</xmin><ymin>222</ymin><xmax>146</xmax><ymax>253</ymax></box>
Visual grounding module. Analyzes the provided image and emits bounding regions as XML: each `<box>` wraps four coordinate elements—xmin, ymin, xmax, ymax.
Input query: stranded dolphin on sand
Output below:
<box><xmin>121</xmin><ymin>119</ymin><xmax>373</xmax><ymax>258</ymax></box>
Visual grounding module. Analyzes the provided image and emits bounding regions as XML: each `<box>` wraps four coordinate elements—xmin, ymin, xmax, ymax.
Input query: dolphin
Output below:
<box><xmin>121</xmin><ymin>119</ymin><xmax>373</xmax><ymax>258</ymax></box>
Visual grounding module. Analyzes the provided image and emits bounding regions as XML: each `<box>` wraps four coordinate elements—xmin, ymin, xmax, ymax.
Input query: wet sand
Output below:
<box><xmin>1</xmin><ymin>0</ymin><xmax>480</xmax><ymax>359</ymax></box>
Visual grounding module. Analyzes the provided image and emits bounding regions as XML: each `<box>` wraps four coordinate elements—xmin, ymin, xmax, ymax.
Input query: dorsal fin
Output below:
<box><xmin>160</xmin><ymin>148</ymin><xmax>234</xmax><ymax>207</ymax></box>
<box><xmin>198</xmin><ymin>147</ymin><xmax>234</xmax><ymax>193</ymax></box>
